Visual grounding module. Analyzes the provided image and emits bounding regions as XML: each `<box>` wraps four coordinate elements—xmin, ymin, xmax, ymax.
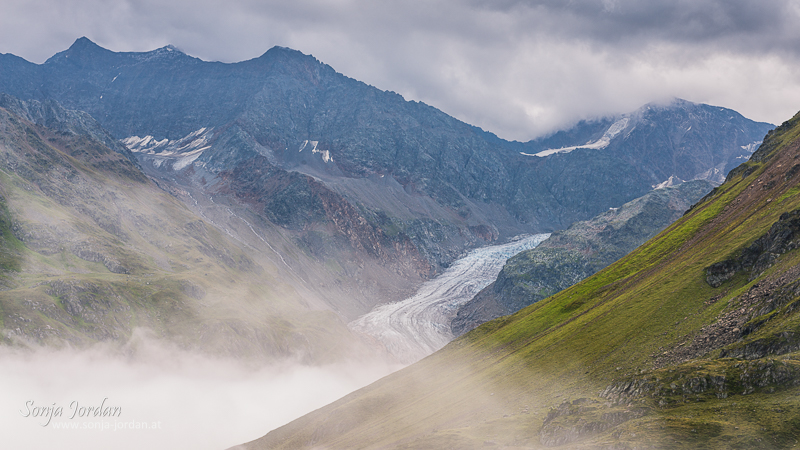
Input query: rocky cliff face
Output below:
<box><xmin>706</xmin><ymin>208</ymin><xmax>800</xmax><ymax>287</ymax></box>
<box><xmin>451</xmin><ymin>179</ymin><xmax>715</xmax><ymax>335</ymax></box>
<box><xmin>0</xmin><ymin>97</ymin><xmax>384</xmax><ymax>361</ymax></box>
<box><xmin>216</xmin><ymin>155</ymin><xmax>432</xmax><ymax>280</ymax></box>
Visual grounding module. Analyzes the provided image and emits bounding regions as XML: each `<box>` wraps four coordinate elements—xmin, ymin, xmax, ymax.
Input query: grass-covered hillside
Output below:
<box><xmin>241</xmin><ymin>112</ymin><xmax>800</xmax><ymax>448</ymax></box>
<box><xmin>0</xmin><ymin>98</ymin><xmax>369</xmax><ymax>362</ymax></box>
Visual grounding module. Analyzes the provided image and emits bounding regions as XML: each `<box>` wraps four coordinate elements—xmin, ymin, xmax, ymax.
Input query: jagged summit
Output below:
<box><xmin>68</xmin><ymin>36</ymin><xmax>105</xmax><ymax>52</ymax></box>
<box><xmin>140</xmin><ymin>43</ymin><xmax>186</xmax><ymax>56</ymax></box>
<box><xmin>129</xmin><ymin>43</ymin><xmax>193</xmax><ymax>63</ymax></box>
<box><xmin>44</xmin><ymin>37</ymin><xmax>194</xmax><ymax>67</ymax></box>
<box><xmin>44</xmin><ymin>36</ymin><xmax>115</xmax><ymax>65</ymax></box>
<box><xmin>259</xmin><ymin>45</ymin><xmax>309</xmax><ymax>58</ymax></box>
<box><xmin>48</xmin><ymin>37</ymin><xmax>307</xmax><ymax>67</ymax></box>
<box><xmin>0</xmin><ymin>41</ymin><xmax>776</xmax><ymax>275</ymax></box>
<box><xmin>250</xmin><ymin>45</ymin><xmax>333</xmax><ymax>78</ymax></box>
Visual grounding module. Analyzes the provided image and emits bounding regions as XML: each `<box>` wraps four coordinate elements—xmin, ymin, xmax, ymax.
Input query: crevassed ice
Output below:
<box><xmin>172</xmin><ymin>152</ymin><xmax>205</xmax><ymax>171</ymax></box>
<box><xmin>349</xmin><ymin>233</ymin><xmax>550</xmax><ymax>364</ymax></box>
<box><xmin>653</xmin><ymin>175</ymin><xmax>685</xmax><ymax>189</ymax></box>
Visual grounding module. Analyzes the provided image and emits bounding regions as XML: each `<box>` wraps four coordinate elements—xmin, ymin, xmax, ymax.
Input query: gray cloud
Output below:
<box><xmin>2</xmin><ymin>0</ymin><xmax>800</xmax><ymax>139</ymax></box>
<box><xmin>471</xmin><ymin>0</ymin><xmax>800</xmax><ymax>51</ymax></box>
<box><xmin>1</xmin><ymin>332</ymin><xmax>400</xmax><ymax>450</ymax></box>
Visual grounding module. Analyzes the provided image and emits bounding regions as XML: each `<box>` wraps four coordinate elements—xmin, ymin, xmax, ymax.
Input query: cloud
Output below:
<box><xmin>2</xmin><ymin>0</ymin><xmax>800</xmax><ymax>139</ymax></box>
<box><xmin>0</xmin><ymin>331</ymin><xmax>401</xmax><ymax>450</ymax></box>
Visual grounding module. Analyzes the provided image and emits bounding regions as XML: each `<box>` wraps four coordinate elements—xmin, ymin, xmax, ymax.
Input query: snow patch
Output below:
<box><xmin>741</xmin><ymin>141</ymin><xmax>762</xmax><ymax>153</ymax></box>
<box><xmin>123</xmin><ymin>127</ymin><xmax>213</xmax><ymax>171</ymax></box>
<box><xmin>299</xmin><ymin>140</ymin><xmax>334</xmax><ymax>163</ymax></box>
<box><xmin>132</xmin><ymin>45</ymin><xmax>185</xmax><ymax>62</ymax></box>
<box><xmin>652</xmin><ymin>175</ymin><xmax>685</xmax><ymax>189</ymax></box>
<box><xmin>315</xmin><ymin>148</ymin><xmax>334</xmax><ymax>163</ymax></box>
<box><xmin>522</xmin><ymin>117</ymin><xmax>630</xmax><ymax>157</ymax></box>
<box><xmin>298</xmin><ymin>140</ymin><xmax>316</xmax><ymax>152</ymax></box>
<box><xmin>693</xmin><ymin>167</ymin><xmax>725</xmax><ymax>185</ymax></box>
<box><xmin>172</xmin><ymin>149</ymin><xmax>207</xmax><ymax>171</ymax></box>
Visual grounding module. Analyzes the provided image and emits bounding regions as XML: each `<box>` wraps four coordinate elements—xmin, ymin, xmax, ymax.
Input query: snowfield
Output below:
<box><xmin>522</xmin><ymin>117</ymin><xmax>630</xmax><ymax>157</ymax></box>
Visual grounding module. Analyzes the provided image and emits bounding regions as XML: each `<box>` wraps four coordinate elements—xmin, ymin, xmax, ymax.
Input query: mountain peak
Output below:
<box><xmin>46</xmin><ymin>38</ymin><xmax>190</xmax><ymax>66</ymax></box>
<box><xmin>135</xmin><ymin>44</ymin><xmax>188</xmax><ymax>61</ymax></box>
<box><xmin>69</xmin><ymin>36</ymin><xmax>101</xmax><ymax>50</ymax></box>
<box><xmin>639</xmin><ymin>97</ymin><xmax>693</xmax><ymax>112</ymax></box>
<box><xmin>256</xmin><ymin>45</ymin><xmax>323</xmax><ymax>66</ymax></box>
<box><xmin>251</xmin><ymin>45</ymin><xmax>335</xmax><ymax>80</ymax></box>
<box><xmin>65</xmin><ymin>36</ymin><xmax>114</xmax><ymax>56</ymax></box>
<box><xmin>45</xmin><ymin>37</ymin><xmax>114</xmax><ymax>65</ymax></box>
<box><xmin>261</xmin><ymin>45</ymin><xmax>306</xmax><ymax>57</ymax></box>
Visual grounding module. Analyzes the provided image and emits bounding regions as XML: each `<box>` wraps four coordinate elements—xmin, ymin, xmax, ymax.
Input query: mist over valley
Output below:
<box><xmin>0</xmin><ymin>32</ymin><xmax>797</xmax><ymax>449</ymax></box>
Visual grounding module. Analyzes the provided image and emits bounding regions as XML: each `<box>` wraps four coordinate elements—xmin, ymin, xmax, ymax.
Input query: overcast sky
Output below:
<box><xmin>3</xmin><ymin>0</ymin><xmax>800</xmax><ymax>141</ymax></box>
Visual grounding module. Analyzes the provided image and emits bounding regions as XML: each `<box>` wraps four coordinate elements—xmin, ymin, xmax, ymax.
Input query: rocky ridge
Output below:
<box><xmin>0</xmin><ymin>39</ymin><xmax>774</xmax><ymax>288</ymax></box>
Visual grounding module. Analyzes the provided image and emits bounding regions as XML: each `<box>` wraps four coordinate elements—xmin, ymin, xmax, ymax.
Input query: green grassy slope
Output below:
<box><xmin>242</xmin><ymin>113</ymin><xmax>800</xmax><ymax>448</ymax></box>
<box><xmin>452</xmin><ymin>180</ymin><xmax>714</xmax><ymax>336</ymax></box>
<box><xmin>0</xmin><ymin>104</ymin><xmax>366</xmax><ymax>362</ymax></box>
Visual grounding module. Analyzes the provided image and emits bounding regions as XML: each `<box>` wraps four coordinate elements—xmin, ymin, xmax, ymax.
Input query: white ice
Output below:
<box><xmin>522</xmin><ymin>117</ymin><xmax>630</xmax><ymax>157</ymax></box>
<box><xmin>349</xmin><ymin>233</ymin><xmax>550</xmax><ymax>364</ymax></box>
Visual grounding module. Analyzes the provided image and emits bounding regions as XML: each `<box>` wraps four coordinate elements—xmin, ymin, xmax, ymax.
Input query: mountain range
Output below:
<box><xmin>0</xmin><ymin>38</ymin><xmax>773</xmax><ymax>327</ymax></box>
<box><xmin>0</xmin><ymin>36</ymin><xmax>795</xmax><ymax>449</ymax></box>
<box><xmin>239</xmin><ymin>107</ymin><xmax>800</xmax><ymax>450</ymax></box>
<box><xmin>0</xmin><ymin>34</ymin><xmax>790</xmax><ymax>416</ymax></box>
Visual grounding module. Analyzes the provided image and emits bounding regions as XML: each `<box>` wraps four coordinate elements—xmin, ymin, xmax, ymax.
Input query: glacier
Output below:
<box><xmin>350</xmin><ymin>233</ymin><xmax>550</xmax><ymax>364</ymax></box>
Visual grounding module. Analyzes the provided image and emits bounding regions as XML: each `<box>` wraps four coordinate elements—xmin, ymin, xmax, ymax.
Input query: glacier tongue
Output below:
<box><xmin>349</xmin><ymin>233</ymin><xmax>550</xmax><ymax>364</ymax></box>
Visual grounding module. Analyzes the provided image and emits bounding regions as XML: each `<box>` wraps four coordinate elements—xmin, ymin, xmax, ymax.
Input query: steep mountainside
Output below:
<box><xmin>240</xmin><ymin>112</ymin><xmax>800</xmax><ymax>449</ymax></box>
<box><xmin>0</xmin><ymin>96</ymin><xmax>379</xmax><ymax>362</ymax></box>
<box><xmin>0</xmin><ymin>39</ymin><xmax>773</xmax><ymax>291</ymax></box>
<box><xmin>521</xmin><ymin>100</ymin><xmax>765</xmax><ymax>184</ymax></box>
<box><xmin>451</xmin><ymin>179</ymin><xmax>714</xmax><ymax>336</ymax></box>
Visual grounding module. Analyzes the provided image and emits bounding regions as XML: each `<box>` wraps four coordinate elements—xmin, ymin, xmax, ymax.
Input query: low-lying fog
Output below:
<box><xmin>2</xmin><ymin>331</ymin><xmax>401</xmax><ymax>449</ymax></box>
